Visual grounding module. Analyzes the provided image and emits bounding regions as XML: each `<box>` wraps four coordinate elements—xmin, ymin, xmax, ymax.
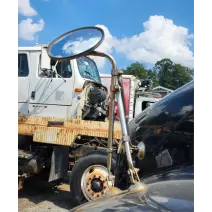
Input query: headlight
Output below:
<box><xmin>137</xmin><ymin>141</ymin><xmax>145</xmax><ymax>160</ymax></box>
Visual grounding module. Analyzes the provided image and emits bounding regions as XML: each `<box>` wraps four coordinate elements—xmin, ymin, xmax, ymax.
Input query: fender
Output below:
<box><xmin>83</xmin><ymin>149</ymin><xmax>117</xmax><ymax>160</ymax></box>
<box><xmin>48</xmin><ymin>146</ymin><xmax>69</xmax><ymax>182</ymax></box>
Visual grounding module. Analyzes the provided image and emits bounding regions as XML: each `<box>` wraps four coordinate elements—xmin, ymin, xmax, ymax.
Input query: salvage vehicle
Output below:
<box><xmin>18</xmin><ymin>26</ymin><xmax>148</xmax><ymax>204</ymax></box>
<box><xmin>100</xmin><ymin>74</ymin><xmax>162</xmax><ymax>121</ymax></box>
<box><xmin>70</xmin><ymin>80</ymin><xmax>194</xmax><ymax>211</ymax></box>
<box><xmin>130</xmin><ymin>80</ymin><xmax>194</xmax><ymax>178</ymax></box>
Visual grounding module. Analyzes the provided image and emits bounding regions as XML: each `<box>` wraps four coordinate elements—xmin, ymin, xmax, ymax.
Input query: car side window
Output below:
<box><xmin>55</xmin><ymin>60</ymin><xmax>72</xmax><ymax>78</ymax></box>
<box><xmin>18</xmin><ymin>54</ymin><xmax>29</xmax><ymax>77</ymax></box>
<box><xmin>39</xmin><ymin>58</ymin><xmax>72</xmax><ymax>78</ymax></box>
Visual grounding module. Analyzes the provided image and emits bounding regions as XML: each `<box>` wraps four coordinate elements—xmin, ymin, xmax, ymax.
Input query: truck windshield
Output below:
<box><xmin>77</xmin><ymin>56</ymin><xmax>101</xmax><ymax>83</ymax></box>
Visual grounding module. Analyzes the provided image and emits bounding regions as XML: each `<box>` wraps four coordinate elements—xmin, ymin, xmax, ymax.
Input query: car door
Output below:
<box><xmin>28</xmin><ymin>53</ymin><xmax>75</xmax><ymax>118</ymax></box>
<box><xmin>18</xmin><ymin>52</ymin><xmax>31</xmax><ymax>115</ymax></box>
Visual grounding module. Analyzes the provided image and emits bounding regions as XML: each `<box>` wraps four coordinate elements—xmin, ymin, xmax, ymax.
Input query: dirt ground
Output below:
<box><xmin>18</xmin><ymin>181</ymin><xmax>76</xmax><ymax>212</ymax></box>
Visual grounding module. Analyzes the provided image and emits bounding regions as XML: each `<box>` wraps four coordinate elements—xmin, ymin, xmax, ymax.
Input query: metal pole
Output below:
<box><xmin>88</xmin><ymin>51</ymin><xmax>139</xmax><ymax>184</ymax></box>
<box><xmin>88</xmin><ymin>51</ymin><xmax>117</xmax><ymax>179</ymax></box>
<box><xmin>106</xmin><ymin>73</ymin><xmax>116</xmax><ymax>177</ymax></box>
<box><xmin>116</xmin><ymin>91</ymin><xmax>134</xmax><ymax>168</ymax></box>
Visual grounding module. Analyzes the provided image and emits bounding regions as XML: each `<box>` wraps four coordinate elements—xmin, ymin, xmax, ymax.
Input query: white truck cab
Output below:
<box><xmin>18</xmin><ymin>46</ymin><xmax>102</xmax><ymax>118</ymax></box>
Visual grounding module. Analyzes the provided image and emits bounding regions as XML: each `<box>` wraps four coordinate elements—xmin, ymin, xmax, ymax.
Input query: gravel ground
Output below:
<box><xmin>18</xmin><ymin>181</ymin><xmax>76</xmax><ymax>212</ymax></box>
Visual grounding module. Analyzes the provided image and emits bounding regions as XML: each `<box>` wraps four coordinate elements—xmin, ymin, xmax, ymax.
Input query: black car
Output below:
<box><xmin>70</xmin><ymin>81</ymin><xmax>194</xmax><ymax>211</ymax></box>
<box><xmin>130</xmin><ymin>80</ymin><xmax>194</xmax><ymax>178</ymax></box>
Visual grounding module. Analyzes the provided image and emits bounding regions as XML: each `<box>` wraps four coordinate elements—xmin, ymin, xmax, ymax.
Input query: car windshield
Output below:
<box><xmin>77</xmin><ymin>56</ymin><xmax>101</xmax><ymax>83</ymax></box>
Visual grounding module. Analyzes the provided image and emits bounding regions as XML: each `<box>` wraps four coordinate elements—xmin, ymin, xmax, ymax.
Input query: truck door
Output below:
<box><xmin>18</xmin><ymin>52</ymin><xmax>31</xmax><ymax>115</ymax></box>
<box><xmin>29</xmin><ymin>55</ymin><xmax>75</xmax><ymax>118</ymax></box>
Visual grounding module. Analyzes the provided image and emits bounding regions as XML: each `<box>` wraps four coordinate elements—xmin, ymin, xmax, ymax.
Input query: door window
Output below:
<box><xmin>39</xmin><ymin>58</ymin><xmax>72</xmax><ymax>78</ymax></box>
<box><xmin>18</xmin><ymin>54</ymin><xmax>29</xmax><ymax>77</ymax></box>
<box><xmin>55</xmin><ymin>60</ymin><xmax>72</xmax><ymax>78</ymax></box>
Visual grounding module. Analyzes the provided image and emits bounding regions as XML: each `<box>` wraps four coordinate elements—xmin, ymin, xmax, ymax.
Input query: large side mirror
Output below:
<box><xmin>47</xmin><ymin>26</ymin><xmax>104</xmax><ymax>61</ymax></box>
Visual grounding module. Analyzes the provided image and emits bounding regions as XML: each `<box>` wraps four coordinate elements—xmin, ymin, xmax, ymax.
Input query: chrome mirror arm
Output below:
<box><xmin>88</xmin><ymin>51</ymin><xmax>140</xmax><ymax>185</ymax></box>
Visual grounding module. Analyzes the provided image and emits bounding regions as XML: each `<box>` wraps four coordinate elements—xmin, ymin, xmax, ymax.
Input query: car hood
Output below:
<box><xmin>71</xmin><ymin>193</ymin><xmax>169</xmax><ymax>212</ymax></box>
<box><xmin>70</xmin><ymin>191</ymin><xmax>193</xmax><ymax>212</ymax></box>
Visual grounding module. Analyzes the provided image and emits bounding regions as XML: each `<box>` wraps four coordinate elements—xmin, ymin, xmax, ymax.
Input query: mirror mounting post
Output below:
<box><xmin>89</xmin><ymin>51</ymin><xmax>140</xmax><ymax>185</ymax></box>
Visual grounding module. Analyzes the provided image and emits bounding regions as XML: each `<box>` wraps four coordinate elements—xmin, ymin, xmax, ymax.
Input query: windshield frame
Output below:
<box><xmin>77</xmin><ymin>56</ymin><xmax>101</xmax><ymax>83</ymax></box>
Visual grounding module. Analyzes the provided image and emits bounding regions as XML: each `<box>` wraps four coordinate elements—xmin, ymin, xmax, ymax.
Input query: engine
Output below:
<box><xmin>82</xmin><ymin>83</ymin><xmax>108</xmax><ymax>121</ymax></box>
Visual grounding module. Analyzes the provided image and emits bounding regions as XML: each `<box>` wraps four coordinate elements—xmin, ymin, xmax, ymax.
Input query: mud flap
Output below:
<box><xmin>48</xmin><ymin>146</ymin><xmax>69</xmax><ymax>182</ymax></box>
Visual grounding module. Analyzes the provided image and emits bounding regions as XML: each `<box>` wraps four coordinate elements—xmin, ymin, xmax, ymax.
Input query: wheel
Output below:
<box><xmin>70</xmin><ymin>153</ymin><xmax>116</xmax><ymax>205</ymax></box>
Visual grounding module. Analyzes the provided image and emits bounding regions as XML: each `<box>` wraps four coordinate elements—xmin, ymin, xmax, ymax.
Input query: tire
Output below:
<box><xmin>70</xmin><ymin>153</ymin><xmax>116</xmax><ymax>205</ymax></box>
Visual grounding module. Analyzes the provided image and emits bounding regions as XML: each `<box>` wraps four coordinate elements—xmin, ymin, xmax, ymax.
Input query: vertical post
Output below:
<box><xmin>89</xmin><ymin>51</ymin><xmax>140</xmax><ymax>185</ymax></box>
<box><xmin>16</xmin><ymin>7</ymin><xmax>18</xmax><ymax>201</ymax></box>
<box><xmin>16</xmin><ymin>51</ymin><xmax>19</xmax><ymax>200</ymax></box>
<box><xmin>117</xmin><ymin>73</ymin><xmax>139</xmax><ymax>184</ymax></box>
<box><xmin>107</xmin><ymin>69</ymin><xmax>117</xmax><ymax>180</ymax></box>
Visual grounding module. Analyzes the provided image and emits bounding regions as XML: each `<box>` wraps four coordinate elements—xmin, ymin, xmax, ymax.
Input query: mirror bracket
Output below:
<box><xmin>88</xmin><ymin>51</ymin><xmax>140</xmax><ymax>185</ymax></box>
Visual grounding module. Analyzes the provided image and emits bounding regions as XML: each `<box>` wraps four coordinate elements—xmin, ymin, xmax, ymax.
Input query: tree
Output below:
<box><xmin>172</xmin><ymin>64</ymin><xmax>193</xmax><ymax>89</ymax></box>
<box><xmin>147</xmin><ymin>69</ymin><xmax>159</xmax><ymax>87</ymax></box>
<box><xmin>122</xmin><ymin>59</ymin><xmax>192</xmax><ymax>90</ymax></box>
<box><xmin>122</xmin><ymin>62</ymin><xmax>148</xmax><ymax>80</ymax></box>
<box><xmin>153</xmin><ymin>58</ymin><xmax>193</xmax><ymax>90</ymax></box>
<box><xmin>153</xmin><ymin>59</ymin><xmax>175</xmax><ymax>89</ymax></box>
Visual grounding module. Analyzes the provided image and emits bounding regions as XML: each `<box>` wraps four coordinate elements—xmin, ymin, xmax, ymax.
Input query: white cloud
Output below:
<box><xmin>91</xmin><ymin>24</ymin><xmax>115</xmax><ymax>68</ymax></box>
<box><xmin>93</xmin><ymin>16</ymin><xmax>194</xmax><ymax>69</ymax></box>
<box><xmin>18</xmin><ymin>0</ymin><xmax>37</xmax><ymax>16</ymax></box>
<box><xmin>115</xmin><ymin>16</ymin><xmax>194</xmax><ymax>68</ymax></box>
<box><xmin>19</xmin><ymin>18</ymin><xmax>45</xmax><ymax>41</ymax></box>
<box><xmin>63</xmin><ymin>37</ymin><xmax>101</xmax><ymax>55</ymax></box>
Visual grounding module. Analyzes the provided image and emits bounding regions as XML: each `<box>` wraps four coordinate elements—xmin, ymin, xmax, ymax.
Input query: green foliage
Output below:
<box><xmin>172</xmin><ymin>64</ymin><xmax>193</xmax><ymax>89</ymax></box>
<box><xmin>153</xmin><ymin>59</ymin><xmax>193</xmax><ymax>90</ymax></box>
<box><xmin>147</xmin><ymin>69</ymin><xmax>159</xmax><ymax>87</ymax></box>
<box><xmin>122</xmin><ymin>62</ymin><xmax>148</xmax><ymax>80</ymax></box>
<box><xmin>122</xmin><ymin>59</ymin><xmax>193</xmax><ymax>90</ymax></box>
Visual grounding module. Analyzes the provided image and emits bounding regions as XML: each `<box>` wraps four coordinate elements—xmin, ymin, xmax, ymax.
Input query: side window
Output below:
<box><xmin>39</xmin><ymin>59</ymin><xmax>72</xmax><ymax>78</ymax></box>
<box><xmin>55</xmin><ymin>60</ymin><xmax>72</xmax><ymax>78</ymax></box>
<box><xmin>18</xmin><ymin>54</ymin><xmax>29</xmax><ymax>77</ymax></box>
<box><xmin>142</xmin><ymin>101</ymin><xmax>154</xmax><ymax>111</ymax></box>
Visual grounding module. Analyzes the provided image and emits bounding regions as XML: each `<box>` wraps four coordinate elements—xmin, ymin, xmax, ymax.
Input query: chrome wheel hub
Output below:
<box><xmin>81</xmin><ymin>165</ymin><xmax>113</xmax><ymax>201</ymax></box>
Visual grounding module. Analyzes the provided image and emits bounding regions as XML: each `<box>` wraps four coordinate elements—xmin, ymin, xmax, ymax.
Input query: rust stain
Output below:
<box><xmin>18</xmin><ymin>115</ymin><xmax>122</xmax><ymax>146</ymax></box>
<box><xmin>18</xmin><ymin>176</ymin><xmax>24</xmax><ymax>190</ymax></box>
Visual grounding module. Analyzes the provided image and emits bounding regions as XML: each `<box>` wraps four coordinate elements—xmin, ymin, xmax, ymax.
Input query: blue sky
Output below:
<box><xmin>18</xmin><ymin>0</ymin><xmax>194</xmax><ymax>73</ymax></box>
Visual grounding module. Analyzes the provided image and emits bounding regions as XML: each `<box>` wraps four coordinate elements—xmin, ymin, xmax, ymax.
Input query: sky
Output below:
<box><xmin>18</xmin><ymin>0</ymin><xmax>194</xmax><ymax>73</ymax></box>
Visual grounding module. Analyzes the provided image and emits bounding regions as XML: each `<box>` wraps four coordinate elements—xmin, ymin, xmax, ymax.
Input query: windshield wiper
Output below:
<box><xmin>85</xmin><ymin>70</ymin><xmax>92</xmax><ymax>77</ymax></box>
<box><xmin>84</xmin><ymin>71</ymin><xmax>99</xmax><ymax>83</ymax></box>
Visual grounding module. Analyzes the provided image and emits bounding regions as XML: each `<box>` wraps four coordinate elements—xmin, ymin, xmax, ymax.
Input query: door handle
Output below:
<box><xmin>31</xmin><ymin>91</ymin><xmax>35</xmax><ymax>100</ymax></box>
